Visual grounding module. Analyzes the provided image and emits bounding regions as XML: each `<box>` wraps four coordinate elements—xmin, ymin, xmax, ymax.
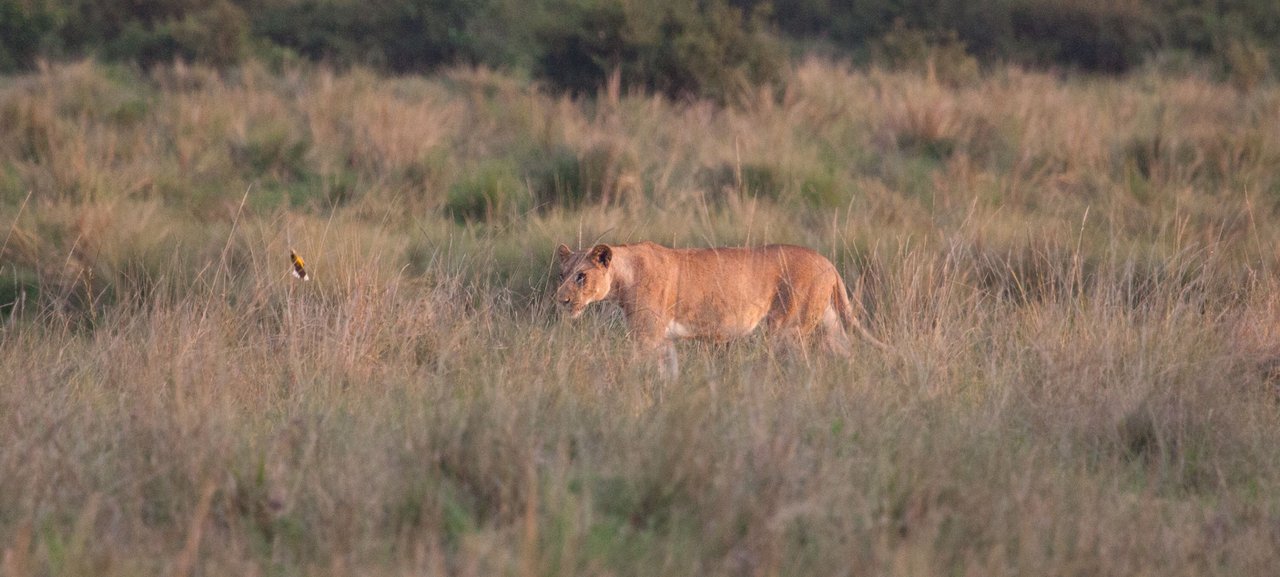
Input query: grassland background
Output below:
<box><xmin>3</xmin><ymin>56</ymin><xmax>1280</xmax><ymax>576</ymax></box>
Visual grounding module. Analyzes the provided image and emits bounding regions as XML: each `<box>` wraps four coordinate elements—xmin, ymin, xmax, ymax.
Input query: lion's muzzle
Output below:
<box><xmin>555</xmin><ymin>294</ymin><xmax>584</xmax><ymax>318</ymax></box>
<box><xmin>561</xmin><ymin>301</ymin><xmax>586</xmax><ymax>318</ymax></box>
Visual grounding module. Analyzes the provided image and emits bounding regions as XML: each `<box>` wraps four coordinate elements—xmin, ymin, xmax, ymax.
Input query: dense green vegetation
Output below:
<box><xmin>3</xmin><ymin>0</ymin><xmax>1277</xmax><ymax>98</ymax></box>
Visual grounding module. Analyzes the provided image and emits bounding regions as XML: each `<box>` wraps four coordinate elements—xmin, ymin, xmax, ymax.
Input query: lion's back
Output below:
<box><xmin>627</xmin><ymin>243</ymin><xmax>841</xmax><ymax>335</ymax></box>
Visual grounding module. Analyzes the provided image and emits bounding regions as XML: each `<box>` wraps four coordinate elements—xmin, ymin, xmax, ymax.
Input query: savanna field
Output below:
<box><xmin>4</xmin><ymin>57</ymin><xmax>1280</xmax><ymax>575</ymax></box>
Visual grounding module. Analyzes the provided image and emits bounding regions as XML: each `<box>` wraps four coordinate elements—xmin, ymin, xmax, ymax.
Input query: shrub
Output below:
<box><xmin>102</xmin><ymin>21</ymin><xmax>181</xmax><ymax>67</ymax></box>
<box><xmin>701</xmin><ymin>162</ymin><xmax>784</xmax><ymax>202</ymax></box>
<box><xmin>1008</xmin><ymin>0</ymin><xmax>1160</xmax><ymax>73</ymax></box>
<box><xmin>169</xmin><ymin>0</ymin><xmax>250</xmax><ymax>67</ymax></box>
<box><xmin>68</xmin><ymin>0</ymin><xmax>249</xmax><ymax>67</ymax></box>
<box><xmin>529</xmin><ymin>147</ymin><xmax>587</xmax><ymax>209</ymax></box>
<box><xmin>799</xmin><ymin>168</ymin><xmax>848</xmax><ymax>208</ymax></box>
<box><xmin>444</xmin><ymin>160</ymin><xmax>530</xmax><ymax>222</ymax></box>
<box><xmin>0</xmin><ymin>0</ymin><xmax>55</xmax><ymax>72</ymax></box>
<box><xmin>536</xmin><ymin>0</ymin><xmax>784</xmax><ymax>102</ymax></box>
<box><xmin>1224</xmin><ymin>38</ymin><xmax>1271</xmax><ymax>92</ymax></box>
<box><xmin>544</xmin><ymin>141</ymin><xmax>640</xmax><ymax>207</ymax></box>
<box><xmin>699</xmin><ymin>161</ymin><xmax>852</xmax><ymax>207</ymax></box>
<box><xmin>230</xmin><ymin>120</ymin><xmax>311</xmax><ymax>181</ymax></box>
<box><xmin>0</xmin><ymin>266</ymin><xmax>38</xmax><ymax>320</ymax></box>
<box><xmin>250</xmin><ymin>0</ymin><xmax>490</xmax><ymax>71</ymax></box>
<box><xmin>535</xmin><ymin>1</ymin><xmax>631</xmax><ymax>97</ymax></box>
<box><xmin>873</xmin><ymin>19</ymin><xmax>980</xmax><ymax>86</ymax></box>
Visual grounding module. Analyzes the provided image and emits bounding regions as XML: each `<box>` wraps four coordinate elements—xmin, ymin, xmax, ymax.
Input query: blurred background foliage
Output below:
<box><xmin>2</xmin><ymin>0</ymin><xmax>1277</xmax><ymax>98</ymax></box>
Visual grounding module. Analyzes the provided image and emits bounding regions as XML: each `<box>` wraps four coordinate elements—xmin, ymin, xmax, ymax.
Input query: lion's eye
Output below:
<box><xmin>575</xmin><ymin>272</ymin><xmax>586</xmax><ymax>285</ymax></box>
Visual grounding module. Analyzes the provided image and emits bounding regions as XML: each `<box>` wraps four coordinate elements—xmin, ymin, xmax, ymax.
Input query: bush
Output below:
<box><xmin>0</xmin><ymin>0</ymin><xmax>55</xmax><ymax>72</ymax></box>
<box><xmin>699</xmin><ymin>161</ymin><xmax>852</xmax><ymax>207</ymax></box>
<box><xmin>873</xmin><ymin>19</ymin><xmax>979</xmax><ymax>85</ymax></box>
<box><xmin>51</xmin><ymin>0</ymin><xmax>249</xmax><ymax>67</ymax></box>
<box><xmin>534</xmin><ymin>142</ymin><xmax>640</xmax><ymax>208</ymax></box>
<box><xmin>700</xmin><ymin>162</ymin><xmax>784</xmax><ymax>202</ymax></box>
<box><xmin>1224</xmin><ymin>38</ymin><xmax>1272</xmax><ymax>92</ymax></box>
<box><xmin>169</xmin><ymin>0</ymin><xmax>250</xmax><ymax>67</ymax></box>
<box><xmin>230</xmin><ymin>120</ymin><xmax>311</xmax><ymax>181</ymax></box>
<box><xmin>537</xmin><ymin>0</ymin><xmax>784</xmax><ymax>101</ymax></box>
<box><xmin>250</xmin><ymin>0</ymin><xmax>490</xmax><ymax>71</ymax></box>
<box><xmin>1008</xmin><ymin>0</ymin><xmax>1160</xmax><ymax>73</ymax></box>
<box><xmin>444</xmin><ymin>160</ymin><xmax>530</xmax><ymax>222</ymax></box>
<box><xmin>535</xmin><ymin>1</ymin><xmax>631</xmax><ymax>96</ymax></box>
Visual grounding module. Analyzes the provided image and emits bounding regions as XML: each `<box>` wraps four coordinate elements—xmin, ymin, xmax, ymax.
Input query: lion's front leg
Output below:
<box><xmin>628</xmin><ymin>315</ymin><xmax>679</xmax><ymax>379</ymax></box>
<box><xmin>657</xmin><ymin>341</ymin><xmax>678</xmax><ymax>379</ymax></box>
<box><xmin>620</xmin><ymin>299</ymin><xmax>680</xmax><ymax>378</ymax></box>
<box><xmin>629</xmin><ymin>332</ymin><xmax>678</xmax><ymax>379</ymax></box>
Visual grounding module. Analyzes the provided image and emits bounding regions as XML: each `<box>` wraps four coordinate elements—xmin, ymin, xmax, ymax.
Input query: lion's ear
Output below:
<box><xmin>590</xmin><ymin>244</ymin><xmax>612</xmax><ymax>268</ymax></box>
<box><xmin>556</xmin><ymin>244</ymin><xmax>573</xmax><ymax>262</ymax></box>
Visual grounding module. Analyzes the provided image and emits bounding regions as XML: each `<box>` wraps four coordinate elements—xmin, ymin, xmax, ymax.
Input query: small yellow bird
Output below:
<box><xmin>290</xmin><ymin>249</ymin><xmax>310</xmax><ymax>281</ymax></box>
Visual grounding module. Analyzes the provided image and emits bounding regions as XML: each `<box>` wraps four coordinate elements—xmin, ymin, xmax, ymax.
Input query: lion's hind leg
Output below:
<box><xmin>771</xmin><ymin>327</ymin><xmax>813</xmax><ymax>364</ymax></box>
<box><xmin>766</xmin><ymin>281</ymin><xmax>831</xmax><ymax>363</ymax></box>
<box><xmin>819</xmin><ymin>305</ymin><xmax>853</xmax><ymax>357</ymax></box>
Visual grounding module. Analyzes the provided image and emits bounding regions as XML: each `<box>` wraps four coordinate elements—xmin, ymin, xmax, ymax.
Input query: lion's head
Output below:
<box><xmin>554</xmin><ymin>243</ymin><xmax>613</xmax><ymax>318</ymax></box>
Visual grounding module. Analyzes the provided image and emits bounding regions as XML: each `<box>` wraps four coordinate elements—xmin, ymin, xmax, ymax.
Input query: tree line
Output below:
<box><xmin>2</xmin><ymin>0</ymin><xmax>1276</xmax><ymax>97</ymax></box>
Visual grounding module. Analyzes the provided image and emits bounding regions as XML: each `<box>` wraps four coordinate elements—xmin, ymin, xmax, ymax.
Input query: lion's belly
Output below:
<box><xmin>666</xmin><ymin>321</ymin><xmax>697</xmax><ymax>338</ymax></box>
<box><xmin>666</xmin><ymin>263</ymin><xmax>783</xmax><ymax>340</ymax></box>
<box><xmin>667</xmin><ymin>304</ymin><xmax>770</xmax><ymax>340</ymax></box>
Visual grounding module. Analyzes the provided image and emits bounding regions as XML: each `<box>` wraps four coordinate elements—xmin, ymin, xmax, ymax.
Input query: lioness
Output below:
<box><xmin>554</xmin><ymin>242</ymin><xmax>888</xmax><ymax>376</ymax></box>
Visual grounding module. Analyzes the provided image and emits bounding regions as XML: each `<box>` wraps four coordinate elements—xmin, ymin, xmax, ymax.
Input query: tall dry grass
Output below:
<box><xmin>2</xmin><ymin>59</ymin><xmax>1280</xmax><ymax>575</ymax></box>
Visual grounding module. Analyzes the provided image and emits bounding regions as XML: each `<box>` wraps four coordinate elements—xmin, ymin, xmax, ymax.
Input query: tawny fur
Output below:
<box><xmin>554</xmin><ymin>241</ymin><xmax>888</xmax><ymax>376</ymax></box>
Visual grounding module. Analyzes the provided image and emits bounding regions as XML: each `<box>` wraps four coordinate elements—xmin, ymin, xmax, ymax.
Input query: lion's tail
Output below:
<box><xmin>833</xmin><ymin>276</ymin><xmax>892</xmax><ymax>353</ymax></box>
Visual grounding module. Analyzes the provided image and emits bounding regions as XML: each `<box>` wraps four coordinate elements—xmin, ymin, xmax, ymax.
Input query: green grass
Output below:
<box><xmin>2</xmin><ymin>59</ymin><xmax>1280</xmax><ymax>576</ymax></box>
